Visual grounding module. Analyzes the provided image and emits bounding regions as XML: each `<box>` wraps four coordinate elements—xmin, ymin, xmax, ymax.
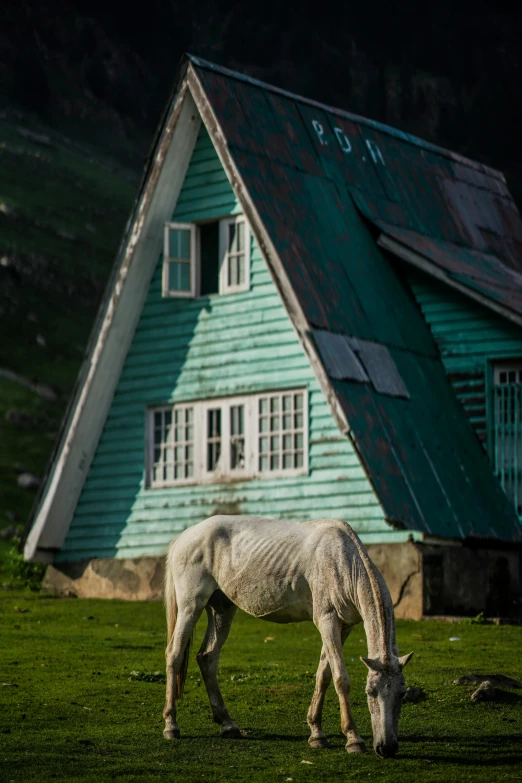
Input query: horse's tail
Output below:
<box><xmin>164</xmin><ymin>543</ymin><xmax>192</xmax><ymax>699</ymax></box>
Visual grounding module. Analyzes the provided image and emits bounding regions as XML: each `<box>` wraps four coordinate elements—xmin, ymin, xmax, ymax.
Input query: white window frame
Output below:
<box><xmin>146</xmin><ymin>389</ymin><xmax>308</xmax><ymax>488</ymax></box>
<box><xmin>219</xmin><ymin>215</ymin><xmax>251</xmax><ymax>295</ymax></box>
<box><xmin>162</xmin><ymin>222</ymin><xmax>197</xmax><ymax>298</ymax></box>
<box><xmin>162</xmin><ymin>216</ymin><xmax>250</xmax><ymax>299</ymax></box>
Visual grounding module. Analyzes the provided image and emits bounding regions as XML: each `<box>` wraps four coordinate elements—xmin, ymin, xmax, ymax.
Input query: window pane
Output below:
<box><xmin>283</xmin><ymin>434</ymin><xmax>292</xmax><ymax>451</ymax></box>
<box><xmin>169</xmin><ymin>260</ymin><xmax>191</xmax><ymax>292</ymax></box>
<box><xmin>282</xmin><ymin>395</ymin><xmax>292</xmax><ymax>411</ymax></box>
<box><xmin>228</xmin><ymin>222</ymin><xmax>236</xmax><ymax>253</ymax></box>
<box><xmin>154</xmin><ymin>411</ymin><xmax>162</xmax><ymax>428</ymax></box>
<box><xmin>237</xmin><ymin>253</ymin><xmax>245</xmax><ymax>285</ymax></box>
<box><xmin>259</xmin><ymin>398</ymin><xmax>268</xmax><ymax>415</ymax></box>
<box><xmin>231</xmin><ymin>405</ymin><xmax>244</xmax><ymax>436</ymax></box>
<box><xmin>270</xmin><ymin>397</ymin><xmax>280</xmax><ymax>413</ymax></box>
<box><xmin>294</xmin><ymin>412</ymin><xmax>303</xmax><ymax>429</ymax></box>
<box><xmin>259</xmin><ymin>436</ymin><xmax>268</xmax><ymax>454</ymax></box>
<box><xmin>283</xmin><ymin>453</ymin><xmax>293</xmax><ymax>469</ymax></box>
<box><xmin>237</xmin><ymin>221</ymin><xmax>244</xmax><ymax>251</ymax></box>
<box><xmin>259</xmin><ymin>455</ymin><xmax>268</xmax><ymax>472</ymax></box>
<box><xmin>283</xmin><ymin>414</ymin><xmax>292</xmax><ymax>430</ymax></box>
<box><xmin>207</xmin><ymin>409</ymin><xmax>222</xmax><ymax>471</ymax></box>
<box><xmin>270</xmin><ymin>454</ymin><xmax>280</xmax><ymax>470</ymax></box>
<box><xmin>169</xmin><ymin>227</ymin><xmax>190</xmax><ymax>259</ymax></box>
<box><xmin>270</xmin><ymin>436</ymin><xmax>280</xmax><ymax>452</ymax></box>
<box><xmin>295</xmin><ymin>451</ymin><xmax>304</xmax><ymax>468</ymax></box>
<box><xmin>270</xmin><ymin>415</ymin><xmax>279</xmax><ymax>432</ymax></box>
<box><xmin>294</xmin><ymin>393</ymin><xmax>304</xmax><ymax>410</ymax></box>
<box><xmin>259</xmin><ymin>416</ymin><xmax>268</xmax><ymax>433</ymax></box>
<box><xmin>295</xmin><ymin>433</ymin><xmax>304</xmax><ymax>450</ymax></box>
<box><xmin>231</xmin><ymin>438</ymin><xmax>245</xmax><ymax>470</ymax></box>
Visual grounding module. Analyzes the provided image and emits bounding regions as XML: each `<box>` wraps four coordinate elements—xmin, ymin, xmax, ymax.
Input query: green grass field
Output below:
<box><xmin>0</xmin><ymin>588</ymin><xmax>520</xmax><ymax>783</ymax></box>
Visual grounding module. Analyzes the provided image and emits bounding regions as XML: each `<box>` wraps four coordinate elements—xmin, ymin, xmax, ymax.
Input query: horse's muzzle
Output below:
<box><xmin>375</xmin><ymin>741</ymin><xmax>398</xmax><ymax>759</ymax></box>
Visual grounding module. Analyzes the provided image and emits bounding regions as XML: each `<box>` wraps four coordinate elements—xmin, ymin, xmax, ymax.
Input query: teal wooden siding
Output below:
<box><xmin>58</xmin><ymin>126</ymin><xmax>390</xmax><ymax>562</ymax></box>
<box><xmin>406</xmin><ymin>267</ymin><xmax>522</xmax><ymax>449</ymax></box>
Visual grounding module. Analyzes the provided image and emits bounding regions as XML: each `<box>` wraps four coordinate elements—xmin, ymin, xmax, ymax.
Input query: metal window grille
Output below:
<box><xmin>493</xmin><ymin>363</ymin><xmax>522</xmax><ymax>516</ymax></box>
<box><xmin>258</xmin><ymin>392</ymin><xmax>305</xmax><ymax>473</ymax></box>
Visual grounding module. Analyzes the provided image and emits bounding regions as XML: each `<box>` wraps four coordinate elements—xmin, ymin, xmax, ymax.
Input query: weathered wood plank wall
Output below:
<box><xmin>407</xmin><ymin>268</ymin><xmax>522</xmax><ymax>450</ymax></box>
<box><xmin>58</xmin><ymin>126</ymin><xmax>389</xmax><ymax>562</ymax></box>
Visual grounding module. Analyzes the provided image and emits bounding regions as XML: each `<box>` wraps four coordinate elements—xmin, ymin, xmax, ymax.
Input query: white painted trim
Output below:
<box><xmin>24</xmin><ymin>88</ymin><xmax>202</xmax><ymax>562</ymax></box>
<box><xmin>218</xmin><ymin>215</ymin><xmax>251</xmax><ymax>294</ymax></box>
<box><xmin>162</xmin><ymin>222</ymin><xmax>197</xmax><ymax>297</ymax></box>
<box><xmin>378</xmin><ymin>233</ymin><xmax>522</xmax><ymax>330</ymax></box>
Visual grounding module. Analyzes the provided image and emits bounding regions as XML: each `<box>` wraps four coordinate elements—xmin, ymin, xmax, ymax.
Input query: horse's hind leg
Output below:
<box><xmin>163</xmin><ymin>600</ymin><xmax>205</xmax><ymax>739</ymax></box>
<box><xmin>197</xmin><ymin>597</ymin><xmax>240</xmax><ymax>738</ymax></box>
<box><xmin>307</xmin><ymin>625</ymin><xmax>352</xmax><ymax>748</ymax></box>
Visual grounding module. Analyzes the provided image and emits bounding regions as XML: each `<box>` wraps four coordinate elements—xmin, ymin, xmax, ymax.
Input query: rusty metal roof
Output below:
<box><xmin>189</xmin><ymin>55</ymin><xmax>521</xmax><ymax>541</ymax></box>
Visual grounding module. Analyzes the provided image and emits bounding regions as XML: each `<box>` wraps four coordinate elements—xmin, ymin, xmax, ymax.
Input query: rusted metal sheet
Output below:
<box><xmin>190</xmin><ymin>56</ymin><xmax>522</xmax><ymax>542</ymax></box>
<box><xmin>373</xmin><ymin>220</ymin><xmax>522</xmax><ymax>322</ymax></box>
<box><xmin>347</xmin><ymin>338</ymin><xmax>410</xmax><ymax>399</ymax></box>
<box><xmin>312</xmin><ymin>330</ymin><xmax>368</xmax><ymax>382</ymax></box>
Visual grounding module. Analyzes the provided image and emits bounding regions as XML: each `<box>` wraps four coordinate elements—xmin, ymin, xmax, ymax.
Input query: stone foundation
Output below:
<box><xmin>42</xmin><ymin>541</ymin><xmax>522</xmax><ymax>619</ymax></box>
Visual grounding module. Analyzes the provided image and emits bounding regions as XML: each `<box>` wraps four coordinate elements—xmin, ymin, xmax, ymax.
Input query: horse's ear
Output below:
<box><xmin>399</xmin><ymin>652</ymin><xmax>414</xmax><ymax>668</ymax></box>
<box><xmin>360</xmin><ymin>656</ymin><xmax>380</xmax><ymax>671</ymax></box>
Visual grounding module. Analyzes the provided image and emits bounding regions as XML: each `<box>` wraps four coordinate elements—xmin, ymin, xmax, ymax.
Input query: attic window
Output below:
<box><xmin>163</xmin><ymin>215</ymin><xmax>250</xmax><ymax>298</ymax></box>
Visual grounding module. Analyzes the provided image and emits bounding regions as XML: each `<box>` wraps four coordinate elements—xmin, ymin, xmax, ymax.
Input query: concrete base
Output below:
<box><xmin>42</xmin><ymin>541</ymin><xmax>522</xmax><ymax>620</ymax></box>
<box><xmin>42</xmin><ymin>557</ymin><xmax>165</xmax><ymax>600</ymax></box>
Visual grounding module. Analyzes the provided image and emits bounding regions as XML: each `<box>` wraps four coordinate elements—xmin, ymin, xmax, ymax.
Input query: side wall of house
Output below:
<box><xmin>57</xmin><ymin>125</ymin><xmax>389</xmax><ymax>562</ymax></box>
<box><xmin>406</xmin><ymin>267</ymin><xmax>522</xmax><ymax>450</ymax></box>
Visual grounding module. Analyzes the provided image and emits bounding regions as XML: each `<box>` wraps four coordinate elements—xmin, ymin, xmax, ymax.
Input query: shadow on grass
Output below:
<box><xmin>399</xmin><ymin>732</ymin><xmax>522</xmax><ymax>765</ymax></box>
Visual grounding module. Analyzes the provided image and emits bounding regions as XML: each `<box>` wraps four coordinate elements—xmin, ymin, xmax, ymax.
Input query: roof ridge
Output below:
<box><xmin>186</xmin><ymin>54</ymin><xmax>505</xmax><ymax>183</ymax></box>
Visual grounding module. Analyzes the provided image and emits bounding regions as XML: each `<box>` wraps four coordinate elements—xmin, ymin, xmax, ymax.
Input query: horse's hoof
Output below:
<box><xmin>163</xmin><ymin>728</ymin><xmax>181</xmax><ymax>739</ymax></box>
<box><xmin>308</xmin><ymin>736</ymin><xmax>330</xmax><ymax>749</ymax></box>
<box><xmin>346</xmin><ymin>741</ymin><xmax>367</xmax><ymax>754</ymax></box>
<box><xmin>221</xmin><ymin>726</ymin><xmax>242</xmax><ymax>739</ymax></box>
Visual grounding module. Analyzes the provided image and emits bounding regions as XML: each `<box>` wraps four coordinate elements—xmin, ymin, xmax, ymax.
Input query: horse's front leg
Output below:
<box><xmin>315</xmin><ymin>612</ymin><xmax>366</xmax><ymax>754</ymax></box>
<box><xmin>307</xmin><ymin>625</ymin><xmax>352</xmax><ymax>748</ymax></box>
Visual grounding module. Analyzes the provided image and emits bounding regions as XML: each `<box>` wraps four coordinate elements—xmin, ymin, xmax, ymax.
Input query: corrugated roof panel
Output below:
<box><xmin>312</xmin><ymin>330</ymin><xmax>368</xmax><ymax>382</ymax></box>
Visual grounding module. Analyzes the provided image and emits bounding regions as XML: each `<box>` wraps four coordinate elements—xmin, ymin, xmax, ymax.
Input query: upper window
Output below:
<box><xmin>492</xmin><ymin>361</ymin><xmax>522</xmax><ymax>516</ymax></box>
<box><xmin>163</xmin><ymin>215</ymin><xmax>250</xmax><ymax>298</ymax></box>
<box><xmin>147</xmin><ymin>390</ymin><xmax>308</xmax><ymax>488</ymax></box>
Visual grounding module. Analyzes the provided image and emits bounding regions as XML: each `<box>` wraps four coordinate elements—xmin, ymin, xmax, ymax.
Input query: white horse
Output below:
<box><xmin>163</xmin><ymin>515</ymin><xmax>413</xmax><ymax>758</ymax></box>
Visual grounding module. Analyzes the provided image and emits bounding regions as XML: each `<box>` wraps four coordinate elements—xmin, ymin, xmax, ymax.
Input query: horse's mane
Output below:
<box><xmin>342</xmin><ymin>524</ymin><xmax>392</xmax><ymax>661</ymax></box>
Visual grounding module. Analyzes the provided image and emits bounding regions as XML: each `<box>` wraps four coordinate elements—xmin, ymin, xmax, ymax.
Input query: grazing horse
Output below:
<box><xmin>163</xmin><ymin>515</ymin><xmax>413</xmax><ymax>758</ymax></box>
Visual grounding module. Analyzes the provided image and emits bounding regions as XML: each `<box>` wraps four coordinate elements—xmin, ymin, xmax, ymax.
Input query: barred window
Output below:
<box><xmin>493</xmin><ymin>362</ymin><xmax>522</xmax><ymax>516</ymax></box>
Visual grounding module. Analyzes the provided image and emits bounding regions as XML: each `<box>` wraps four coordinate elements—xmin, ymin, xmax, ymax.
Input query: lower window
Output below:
<box><xmin>147</xmin><ymin>390</ymin><xmax>308</xmax><ymax>487</ymax></box>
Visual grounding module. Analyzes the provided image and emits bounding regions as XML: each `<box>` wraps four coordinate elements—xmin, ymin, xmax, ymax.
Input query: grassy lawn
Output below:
<box><xmin>0</xmin><ymin>589</ymin><xmax>521</xmax><ymax>782</ymax></box>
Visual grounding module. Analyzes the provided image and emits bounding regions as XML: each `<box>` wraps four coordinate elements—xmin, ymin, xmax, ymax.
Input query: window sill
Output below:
<box><xmin>146</xmin><ymin>467</ymin><xmax>309</xmax><ymax>490</ymax></box>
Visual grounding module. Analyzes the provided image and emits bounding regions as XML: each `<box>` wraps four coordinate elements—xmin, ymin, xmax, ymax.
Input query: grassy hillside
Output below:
<box><xmin>0</xmin><ymin>106</ymin><xmax>138</xmax><ymax>543</ymax></box>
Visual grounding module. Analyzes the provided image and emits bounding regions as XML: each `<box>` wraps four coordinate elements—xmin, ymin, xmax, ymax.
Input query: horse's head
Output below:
<box><xmin>360</xmin><ymin>652</ymin><xmax>413</xmax><ymax>758</ymax></box>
